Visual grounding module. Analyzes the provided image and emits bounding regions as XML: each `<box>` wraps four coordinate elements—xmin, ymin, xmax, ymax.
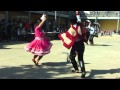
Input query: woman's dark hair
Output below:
<box><xmin>69</xmin><ymin>15</ymin><xmax>82</xmax><ymax>26</ymax></box>
<box><xmin>69</xmin><ymin>15</ymin><xmax>77</xmax><ymax>25</ymax></box>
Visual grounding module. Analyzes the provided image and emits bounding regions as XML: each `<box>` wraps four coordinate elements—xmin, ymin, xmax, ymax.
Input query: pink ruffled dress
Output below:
<box><xmin>24</xmin><ymin>26</ymin><xmax>53</xmax><ymax>56</ymax></box>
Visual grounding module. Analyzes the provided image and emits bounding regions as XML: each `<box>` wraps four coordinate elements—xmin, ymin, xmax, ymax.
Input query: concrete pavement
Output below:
<box><xmin>0</xmin><ymin>35</ymin><xmax>120</xmax><ymax>79</ymax></box>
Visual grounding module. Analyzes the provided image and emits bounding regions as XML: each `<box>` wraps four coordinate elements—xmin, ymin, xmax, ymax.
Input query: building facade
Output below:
<box><xmin>1</xmin><ymin>11</ymin><xmax>120</xmax><ymax>32</ymax></box>
<box><xmin>85</xmin><ymin>11</ymin><xmax>120</xmax><ymax>32</ymax></box>
<box><xmin>0</xmin><ymin>11</ymin><xmax>71</xmax><ymax>31</ymax></box>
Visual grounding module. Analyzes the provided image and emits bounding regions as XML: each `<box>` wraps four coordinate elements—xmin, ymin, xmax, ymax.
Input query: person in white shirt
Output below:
<box><xmin>89</xmin><ymin>23</ymin><xmax>95</xmax><ymax>45</ymax></box>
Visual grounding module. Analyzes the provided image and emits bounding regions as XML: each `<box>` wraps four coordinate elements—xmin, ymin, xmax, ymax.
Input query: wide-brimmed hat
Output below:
<box><xmin>86</xmin><ymin>20</ymin><xmax>91</xmax><ymax>22</ymax></box>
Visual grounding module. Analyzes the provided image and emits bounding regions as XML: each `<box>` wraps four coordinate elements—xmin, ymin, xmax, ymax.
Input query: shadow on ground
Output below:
<box><xmin>0</xmin><ymin>39</ymin><xmax>60</xmax><ymax>49</ymax></box>
<box><xmin>93</xmin><ymin>44</ymin><xmax>112</xmax><ymax>46</ymax></box>
<box><xmin>0</xmin><ymin>41</ymin><xmax>27</xmax><ymax>49</ymax></box>
<box><xmin>61</xmin><ymin>52</ymin><xmax>90</xmax><ymax>64</ymax></box>
<box><xmin>0</xmin><ymin>61</ymin><xmax>85</xmax><ymax>79</ymax></box>
<box><xmin>86</xmin><ymin>68</ymin><xmax>120</xmax><ymax>79</ymax></box>
<box><xmin>0</xmin><ymin>46</ymin><xmax>12</xmax><ymax>49</ymax></box>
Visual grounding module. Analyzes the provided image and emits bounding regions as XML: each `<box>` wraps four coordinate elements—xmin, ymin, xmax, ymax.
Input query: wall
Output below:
<box><xmin>99</xmin><ymin>20</ymin><xmax>120</xmax><ymax>31</ymax></box>
<box><xmin>0</xmin><ymin>11</ymin><xmax>5</xmax><ymax>20</ymax></box>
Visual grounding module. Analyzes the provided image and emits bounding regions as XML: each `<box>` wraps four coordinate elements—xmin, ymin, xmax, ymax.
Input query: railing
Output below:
<box><xmin>28</xmin><ymin>11</ymin><xmax>120</xmax><ymax>18</ymax></box>
<box><xmin>48</xmin><ymin>11</ymin><xmax>69</xmax><ymax>15</ymax></box>
<box><xmin>86</xmin><ymin>11</ymin><xmax>118</xmax><ymax>17</ymax></box>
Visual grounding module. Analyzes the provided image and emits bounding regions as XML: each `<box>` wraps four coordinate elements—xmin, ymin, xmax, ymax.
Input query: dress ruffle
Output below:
<box><xmin>24</xmin><ymin>37</ymin><xmax>53</xmax><ymax>56</ymax></box>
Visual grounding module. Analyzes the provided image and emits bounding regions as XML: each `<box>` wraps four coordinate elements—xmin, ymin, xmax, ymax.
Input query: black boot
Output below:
<box><xmin>79</xmin><ymin>61</ymin><xmax>86</xmax><ymax>78</ymax></box>
<box><xmin>70</xmin><ymin>54</ymin><xmax>79</xmax><ymax>72</ymax></box>
<box><xmin>67</xmin><ymin>54</ymin><xmax>71</xmax><ymax>63</ymax></box>
<box><xmin>81</xmin><ymin>72</ymin><xmax>86</xmax><ymax>78</ymax></box>
<box><xmin>71</xmin><ymin>61</ymin><xmax>79</xmax><ymax>71</ymax></box>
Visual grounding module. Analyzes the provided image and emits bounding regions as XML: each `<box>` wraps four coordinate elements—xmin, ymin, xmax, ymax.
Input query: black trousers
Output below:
<box><xmin>70</xmin><ymin>41</ymin><xmax>86</xmax><ymax>73</ymax></box>
<box><xmin>86</xmin><ymin>31</ymin><xmax>90</xmax><ymax>43</ymax></box>
<box><xmin>89</xmin><ymin>34</ymin><xmax>94</xmax><ymax>44</ymax></box>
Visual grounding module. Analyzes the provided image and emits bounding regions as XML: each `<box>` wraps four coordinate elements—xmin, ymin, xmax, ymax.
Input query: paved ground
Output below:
<box><xmin>0</xmin><ymin>35</ymin><xmax>120</xmax><ymax>79</ymax></box>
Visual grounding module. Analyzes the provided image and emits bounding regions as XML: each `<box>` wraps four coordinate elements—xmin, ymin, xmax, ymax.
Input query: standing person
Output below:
<box><xmin>84</xmin><ymin>20</ymin><xmax>91</xmax><ymax>45</ymax></box>
<box><xmin>89</xmin><ymin>23</ymin><xmax>95</xmax><ymax>46</ymax></box>
<box><xmin>24</xmin><ymin>14</ymin><xmax>53</xmax><ymax>66</ymax></box>
<box><xmin>58</xmin><ymin>12</ymin><xmax>86</xmax><ymax>78</ymax></box>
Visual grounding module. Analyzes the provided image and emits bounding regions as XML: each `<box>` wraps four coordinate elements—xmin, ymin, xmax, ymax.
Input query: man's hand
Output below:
<box><xmin>76</xmin><ymin>11</ymin><xmax>81</xmax><ymax>22</ymax></box>
<box><xmin>76</xmin><ymin>11</ymin><xmax>79</xmax><ymax>15</ymax></box>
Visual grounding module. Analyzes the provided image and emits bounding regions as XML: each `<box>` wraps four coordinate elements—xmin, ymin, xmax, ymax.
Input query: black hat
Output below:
<box><xmin>69</xmin><ymin>15</ymin><xmax>77</xmax><ymax>24</ymax></box>
<box><xmin>69</xmin><ymin>14</ymin><xmax>76</xmax><ymax>19</ymax></box>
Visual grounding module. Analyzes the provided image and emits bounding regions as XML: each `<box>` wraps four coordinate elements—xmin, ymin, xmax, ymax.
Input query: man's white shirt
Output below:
<box><xmin>90</xmin><ymin>27</ymin><xmax>95</xmax><ymax>35</ymax></box>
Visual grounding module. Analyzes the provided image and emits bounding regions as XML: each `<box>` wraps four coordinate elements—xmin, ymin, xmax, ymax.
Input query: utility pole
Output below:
<box><xmin>95</xmin><ymin>11</ymin><xmax>98</xmax><ymax>23</ymax></box>
<box><xmin>117</xmin><ymin>11</ymin><xmax>120</xmax><ymax>33</ymax></box>
<box><xmin>55</xmin><ymin>11</ymin><xmax>57</xmax><ymax>20</ymax></box>
<box><xmin>45</xmin><ymin>11</ymin><xmax>49</xmax><ymax>32</ymax></box>
<box><xmin>28</xmin><ymin>12</ymin><xmax>31</xmax><ymax>24</ymax></box>
<box><xmin>94</xmin><ymin>11</ymin><xmax>98</xmax><ymax>33</ymax></box>
<box><xmin>58</xmin><ymin>11</ymin><xmax>60</xmax><ymax>28</ymax></box>
<box><xmin>53</xmin><ymin>11</ymin><xmax>57</xmax><ymax>32</ymax></box>
<box><xmin>54</xmin><ymin>11</ymin><xmax>57</xmax><ymax>25</ymax></box>
<box><xmin>5</xmin><ymin>11</ymin><xmax>8</xmax><ymax>36</ymax></box>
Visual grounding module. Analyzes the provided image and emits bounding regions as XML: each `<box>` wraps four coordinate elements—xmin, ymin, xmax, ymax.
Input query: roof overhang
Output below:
<box><xmin>86</xmin><ymin>17</ymin><xmax>119</xmax><ymax>20</ymax></box>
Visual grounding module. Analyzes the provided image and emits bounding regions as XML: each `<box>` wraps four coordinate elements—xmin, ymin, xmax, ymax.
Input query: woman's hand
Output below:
<box><xmin>40</xmin><ymin>14</ymin><xmax>46</xmax><ymax>21</ymax></box>
<box><xmin>38</xmin><ymin>14</ymin><xmax>47</xmax><ymax>28</ymax></box>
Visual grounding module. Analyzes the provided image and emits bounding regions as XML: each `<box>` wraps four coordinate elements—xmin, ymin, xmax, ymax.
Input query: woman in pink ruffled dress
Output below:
<box><xmin>24</xmin><ymin>14</ymin><xmax>53</xmax><ymax>66</ymax></box>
